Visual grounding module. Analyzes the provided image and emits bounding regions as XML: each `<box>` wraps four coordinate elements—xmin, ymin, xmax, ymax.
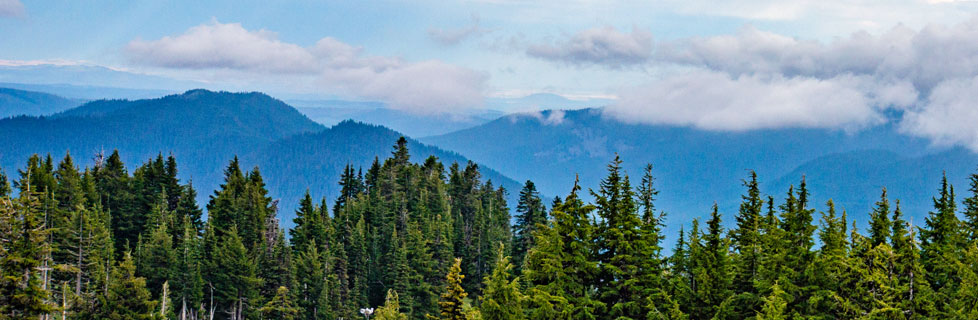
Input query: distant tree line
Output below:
<box><xmin>1</xmin><ymin>137</ymin><xmax>977</xmax><ymax>319</ymax></box>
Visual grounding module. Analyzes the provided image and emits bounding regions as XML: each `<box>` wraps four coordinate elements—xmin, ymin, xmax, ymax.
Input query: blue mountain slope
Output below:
<box><xmin>423</xmin><ymin>108</ymin><xmax>975</xmax><ymax>236</ymax></box>
<box><xmin>245</xmin><ymin>120</ymin><xmax>521</xmax><ymax>223</ymax></box>
<box><xmin>0</xmin><ymin>87</ymin><xmax>83</xmax><ymax>118</ymax></box>
<box><xmin>0</xmin><ymin>89</ymin><xmax>519</xmax><ymax>227</ymax></box>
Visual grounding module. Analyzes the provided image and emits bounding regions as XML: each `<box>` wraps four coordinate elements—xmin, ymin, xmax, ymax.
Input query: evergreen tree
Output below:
<box><xmin>691</xmin><ymin>204</ymin><xmax>731</xmax><ymax>319</ymax></box>
<box><xmin>963</xmin><ymin>168</ymin><xmax>978</xmax><ymax>242</ymax></box>
<box><xmin>592</xmin><ymin>155</ymin><xmax>658</xmax><ymax>319</ymax></box>
<box><xmin>479</xmin><ymin>245</ymin><xmax>523</xmax><ymax>320</ymax></box>
<box><xmin>435</xmin><ymin>258</ymin><xmax>469</xmax><ymax>320</ymax></box>
<box><xmin>868</xmin><ymin>188</ymin><xmax>891</xmax><ymax>248</ymax></box>
<box><xmin>99</xmin><ymin>252</ymin><xmax>158</xmax><ymax>320</ymax></box>
<box><xmin>512</xmin><ymin>180</ymin><xmax>546</xmax><ymax>276</ymax></box>
<box><xmin>210</xmin><ymin>226</ymin><xmax>261</xmax><ymax>320</ymax></box>
<box><xmin>0</xmin><ymin>185</ymin><xmax>54</xmax><ymax>318</ymax></box>
<box><xmin>720</xmin><ymin>171</ymin><xmax>764</xmax><ymax>319</ymax></box>
<box><xmin>376</xmin><ymin>289</ymin><xmax>409</xmax><ymax>320</ymax></box>
<box><xmin>756</xmin><ymin>283</ymin><xmax>787</xmax><ymax>320</ymax></box>
<box><xmin>136</xmin><ymin>215</ymin><xmax>176</xmax><ymax>299</ymax></box>
<box><xmin>95</xmin><ymin>150</ymin><xmax>134</xmax><ymax>254</ymax></box>
<box><xmin>172</xmin><ymin>218</ymin><xmax>204</xmax><ymax>320</ymax></box>
<box><xmin>259</xmin><ymin>286</ymin><xmax>299</xmax><ymax>320</ymax></box>
<box><xmin>919</xmin><ymin>173</ymin><xmax>962</xmax><ymax>315</ymax></box>
<box><xmin>294</xmin><ymin>242</ymin><xmax>327</xmax><ymax>320</ymax></box>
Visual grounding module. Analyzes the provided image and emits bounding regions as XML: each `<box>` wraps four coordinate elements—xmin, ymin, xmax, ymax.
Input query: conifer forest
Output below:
<box><xmin>3</xmin><ymin>137</ymin><xmax>978</xmax><ymax>320</ymax></box>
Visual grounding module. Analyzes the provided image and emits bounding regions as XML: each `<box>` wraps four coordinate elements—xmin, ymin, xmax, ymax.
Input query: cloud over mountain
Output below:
<box><xmin>594</xmin><ymin>16</ymin><xmax>978</xmax><ymax>151</ymax></box>
<box><xmin>126</xmin><ymin>21</ymin><xmax>487</xmax><ymax>114</ymax></box>
<box><xmin>527</xmin><ymin>26</ymin><xmax>653</xmax><ymax>68</ymax></box>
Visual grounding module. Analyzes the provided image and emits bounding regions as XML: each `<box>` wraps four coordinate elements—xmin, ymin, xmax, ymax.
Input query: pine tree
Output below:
<box><xmin>512</xmin><ymin>180</ymin><xmax>546</xmax><ymax>276</ymax></box>
<box><xmin>175</xmin><ymin>181</ymin><xmax>204</xmax><ymax>237</ymax></box>
<box><xmin>868</xmin><ymin>188</ymin><xmax>891</xmax><ymax>248</ymax></box>
<box><xmin>172</xmin><ymin>218</ymin><xmax>204</xmax><ymax>320</ymax></box>
<box><xmin>99</xmin><ymin>251</ymin><xmax>158</xmax><ymax>320</ymax></box>
<box><xmin>0</xmin><ymin>186</ymin><xmax>54</xmax><ymax>318</ymax></box>
<box><xmin>719</xmin><ymin>171</ymin><xmax>764</xmax><ymax>319</ymax></box>
<box><xmin>963</xmin><ymin>168</ymin><xmax>978</xmax><ymax>242</ymax></box>
<box><xmin>0</xmin><ymin>168</ymin><xmax>10</xmax><ymax>198</ymax></box>
<box><xmin>137</xmin><ymin>192</ymin><xmax>176</xmax><ymax>297</ymax></box>
<box><xmin>435</xmin><ymin>258</ymin><xmax>469</xmax><ymax>320</ymax></box>
<box><xmin>919</xmin><ymin>173</ymin><xmax>962</xmax><ymax>315</ymax></box>
<box><xmin>805</xmin><ymin>200</ymin><xmax>848</xmax><ymax>318</ymax></box>
<box><xmin>294</xmin><ymin>242</ymin><xmax>327</xmax><ymax>320</ymax></box>
<box><xmin>480</xmin><ymin>245</ymin><xmax>523</xmax><ymax>320</ymax></box>
<box><xmin>779</xmin><ymin>179</ymin><xmax>816</xmax><ymax>316</ymax></box>
<box><xmin>210</xmin><ymin>226</ymin><xmax>261</xmax><ymax>320</ymax></box>
<box><xmin>592</xmin><ymin>155</ymin><xmax>656</xmax><ymax>319</ymax></box>
<box><xmin>691</xmin><ymin>204</ymin><xmax>731</xmax><ymax>319</ymax></box>
<box><xmin>259</xmin><ymin>286</ymin><xmax>299</xmax><ymax>320</ymax></box>
<box><xmin>756</xmin><ymin>283</ymin><xmax>787</xmax><ymax>320</ymax></box>
<box><xmin>376</xmin><ymin>289</ymin><xmax>409</xmax><ymax>320</ymax></box>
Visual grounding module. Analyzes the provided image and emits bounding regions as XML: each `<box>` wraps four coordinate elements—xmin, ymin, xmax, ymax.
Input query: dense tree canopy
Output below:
<box><xmin>0</xmin><ymin>141</ymin><xmax>976</xmax><ymax>320</ymax></box>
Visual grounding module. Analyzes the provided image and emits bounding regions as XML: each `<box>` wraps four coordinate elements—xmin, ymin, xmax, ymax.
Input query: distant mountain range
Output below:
<box><xmin>422</xmin><ymin>108</ymin><xmax>978</xmax><ymax>239</ymax></box>
<box><xmin>5</xmin><ymin>83</ymin><xmax>977</xmax><ymax>240</ymax></box>
<box><xmin>289</xmin><ymin>99</ymin><xmax>503</xmax><ymax>137</ymax></box>
<box><xmin>0</xmin><ymin>87</ymin><xmax>83</xmax><ymax>118</ymax></box>
<box><xmin>0</xmin><ymin>89</ymin><xmax>520</xmax><ymax>228</ymax></box>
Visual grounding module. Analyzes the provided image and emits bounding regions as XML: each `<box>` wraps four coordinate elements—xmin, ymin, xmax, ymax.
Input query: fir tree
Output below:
<box><xmin>259</xmin><ymin>286</ymin><xmax>299</xmax><ymax>320</ymax></box>
<box><xmin>436</xmin><ymin>258</ymin><xmax>469</xmax><ymax>320</ymax></box>
<box><xmin>512</xmin><ymin>180</ymin><xmax>546</xmax><ymax>276</ymax></box>
<box><xmin>0</xmin><ymin>186</ymin><xmax>54</xmax><ymax>318</ymax></box>
<box><xmin>868</xmin><ymin>188</ymin><xmax>891</xmax><ymax>248</ymax></box>
<box><xmin>99</xmin><ymin>252</ymin><xmax>158</xmax><ymax>320</ymax></box>
<box><xmin>479</xmin><ymin>245</ymin><xmax>523</xmax><ymax>320</ymax></box>
<box><xmin>376</xmin><ymin>289</ymin><xmax>409</xmax><ymax>320</ymax></box>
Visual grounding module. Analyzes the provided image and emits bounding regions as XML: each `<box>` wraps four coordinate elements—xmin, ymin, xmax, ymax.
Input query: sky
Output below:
<box><xmin>5</xmin><ymin>0</ymin><xmax>978</xmax><ymax>149</ymax></box>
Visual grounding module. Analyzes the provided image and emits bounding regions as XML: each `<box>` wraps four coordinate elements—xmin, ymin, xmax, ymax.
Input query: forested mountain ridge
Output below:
<box><xmin>0</xmin><ymin>87</ymin><xmax>83</xmax><ymax>118</ymax></box>
<box><xmin>423</xmin><ymin>108</ymin><xmax>975</xmax><ymax>234</ymax></box>
<box><xmin>0</xmin><ymin>89</ymin><xmax>519</xmax><ymax>225</ymax></box>
<box><xmin>2</xmin><ymin>143</ymin><xmax>977</xmax><ymax>319</ymax></box>
<box><xmin>245</xmin><ymin>120</ymin><xmax>521</xmax><ymax>218</ymax></box>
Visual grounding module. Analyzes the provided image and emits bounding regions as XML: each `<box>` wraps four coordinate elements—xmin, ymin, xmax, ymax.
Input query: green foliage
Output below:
<box><xmin>376</xmin><ymin>289</ymin><xmax>410</xmax><ymax>320</ymax></box>
<box><xmin>436</xmin><ymin>258</ymin><xmax>469</xmax><ymax>320</ymax></box>
<box><xmin>99</xmin><ymin>252</ymin><xmax>159</xmax><ymax>320</ymax></box>
<box><xmin>479</xmin><ymin>245</ymin><xmax>523</xmax><ymax>320</ymax></box>
<box><xmin>4</xmin><ymin>142</ymin><xmax>978</xmax><ymax>320</ymax></box>
<box><xmin>259</xmin><ymin>286</ymin><xmax>298</xmax><ymax>320</ymax></box>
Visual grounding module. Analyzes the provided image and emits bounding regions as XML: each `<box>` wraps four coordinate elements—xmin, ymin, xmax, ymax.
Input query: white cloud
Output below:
<box><xmin>0</xmin><ymin>0</ymin><xmax>24</xmax><ymax>17</ymax></box>
<box><xmin>655</xmin><ymin>18</ymin><xmax>978</xmax><ymax>93</ymax></box>
<box><xmin>902</xmin><ymin>76</ymin><xmax>978</xmax><ymax>149</ymax></box>
<box><xmin>127</xmin><ymin>22</ymin><xmax>318</xmax><ymax>74</ymax></box>
<box><xmin>601</xmin><ymin>15</ymin><xmax>978</xmax><ymax>150</ymax></box>
<box><xmin>126</xmin><ymin>21</ymin><xmax>487</xmax><ymax>114</ymax></box>
<box><xmin>510</xmin><ymin>109</ymin><xmax>567</xmax><ymax>126</ymax></box>
<box><xmin>527</xmin><ymin>26</ymin><xmax>653</xmax><ymax>68</ymax></box>
<box><xmin>607</xmin><ymin>71</ymin><xmax>915</xmax><ymax>131</ymax></box>
<box><xmin>428</xmin><ymin>15</ymin><xmax>486</xmax><ymax>45</ymax></box>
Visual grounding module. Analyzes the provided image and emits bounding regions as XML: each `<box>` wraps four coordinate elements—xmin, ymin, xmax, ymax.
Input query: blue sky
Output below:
<box><xmin>5</xmin><ymin>0</ymin><xmax>978</xmax><ymax>149</ymax></box>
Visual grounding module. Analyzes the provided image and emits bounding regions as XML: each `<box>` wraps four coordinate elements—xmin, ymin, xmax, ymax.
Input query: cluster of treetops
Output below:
<box><xmin>1</xmin><ymin>137</ymin><xmax>978</xmax><ymax>320</ymax></box>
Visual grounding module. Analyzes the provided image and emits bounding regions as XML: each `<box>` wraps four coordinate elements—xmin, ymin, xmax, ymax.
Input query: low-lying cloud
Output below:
<box><xmin>609</xmin><ymin>72</ymin><xmax>915</xmax><ymax>131</ymax></box>
<box><xmin>126</xmin><ymin>21</ymin><xmax>487</xmax><ymax>114</ymax></box>
<box><xmin>527</xmin><ymin>26</ymin><xmax>653</xmax><ymax>68</ymax></box>
<box><xmin>598</xmin><ymin>16</ymin><xmax>978</xmax><ymax>151</ymax></box>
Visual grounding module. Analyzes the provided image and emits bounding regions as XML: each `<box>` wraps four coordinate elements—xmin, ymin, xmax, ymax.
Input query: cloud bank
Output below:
<box><xmin>126</xmin><ymin>21</ymin><xmax>487</xmax><ymax>114</ymax></box>
<box><xmin>0</xmin><ymin>0</ymin><xmax>24</xmax><ymax>17</ymax></box>
<box><xmin>527</xmin><ymin>26</ymin><xmax>653</xmax><ymax>68</ymax></box>
<box><xmin>591</xmin><ymin>16</ymin><xmax>978</xmax><ymax>150</ymax></box>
